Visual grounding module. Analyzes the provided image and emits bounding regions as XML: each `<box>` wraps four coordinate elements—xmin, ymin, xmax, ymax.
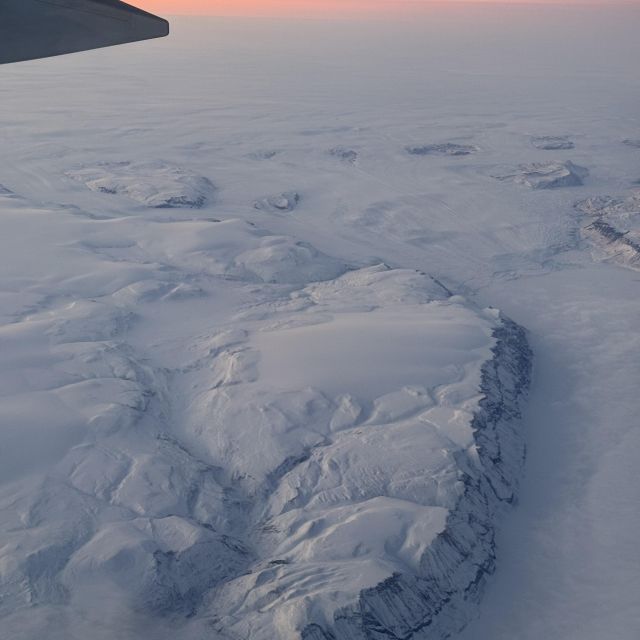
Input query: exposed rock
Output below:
<box><xmin>576</xmin><ymin>191</ymin><xmax>640</xmax><ymax>270</ymax></box>
<box><xmin>582</xmin><ymin>220</ymin><xmax>640</xmax><ymax>270</ymax></box>
<box><xmin>575</xmin><ymin>192</ymin><xmax>640</xmax><ymax>218</ymax></box>
<box><xmin>531</xmin><ymin>136</ymin><xmax>575</xmax><ymax>150</ymax></box>
<box><xmin>406</xmin><ymin>143</ymin><xmax>479</xmax><ymax>157</ymax></box>
<box><xmin>330</xmin><ymin>147</ymin><xmax>359</xmax><ymax>164</ymax></box>
<box><xmin>498</xmin><ymin>161</ymin><xmax>588</xmax><ymax>189</ymax></box>
<box><xmin>303</xmin><ymin>316</ymin><xmax>532</xmax><ymax>640</ymax></box>
<box><xmin>249</xmin><ymin>150</ymin><xmax>280</xmax><ymax>160</ymax></box>
<box><xmin>254</xmin><ymin>191</ymin><xmax>301</xmax><ymax>212</ymax></box>
<box><xmin>66</xmin><ymin>161</ymin><xmax>215</xmax><ymax>208</ymax></box>
<box><xmin>622</xmin><ymin>139</ymin><xmax>640</xmax><ymax>149</ymax></box>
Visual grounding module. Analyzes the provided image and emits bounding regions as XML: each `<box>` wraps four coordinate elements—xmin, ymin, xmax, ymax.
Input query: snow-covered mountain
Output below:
<box><xmin>0</xmin><ymin>175</ymin><xmax>531</xmax><ymax>640</ymax></box>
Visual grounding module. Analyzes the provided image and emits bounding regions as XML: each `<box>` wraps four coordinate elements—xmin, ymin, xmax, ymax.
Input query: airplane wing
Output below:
<box><xmin>0</xmin><ymin>0</ymin><xmax>169</xmax><ymax>64</ymax></box>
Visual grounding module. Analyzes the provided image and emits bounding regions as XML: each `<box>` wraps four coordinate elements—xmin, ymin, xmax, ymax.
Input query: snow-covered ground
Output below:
<box><xmin>1</xmin><ymin>5</ymin><xmax>639</xmax><ymax>639</ymax></box>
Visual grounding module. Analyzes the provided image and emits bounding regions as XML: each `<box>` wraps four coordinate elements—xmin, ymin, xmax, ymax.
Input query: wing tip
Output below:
<box><xmin>160</xmin><ymin>18</ymin><xmax>170</xmax><ymax>38</ymax></box>
<box><xmin>0</xmin><ymin>0</ymin><xmax>170</xmax><ymax>64</ymax></box>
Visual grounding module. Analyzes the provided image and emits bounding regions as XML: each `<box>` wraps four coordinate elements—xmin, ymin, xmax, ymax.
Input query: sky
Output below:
<box><xmin>137</xmin><ymin>0</ymin><xmax>634</xmax><ymax>17</ymax></box>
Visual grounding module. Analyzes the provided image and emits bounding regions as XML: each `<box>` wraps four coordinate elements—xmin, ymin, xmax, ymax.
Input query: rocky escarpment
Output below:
<box><xmin>496</xmin><ymin>161</ymin><xmax>588</xmax><ymax>189</ymax></box>
<box><xmin>302</xmin><ymin>316</ymin><xmax>532</xmax><ymax>640</ymax></box>
<box><xmin>576</xmin><ymin>192</ymin><xmax>640</xmax><ymax>270</ymax></box>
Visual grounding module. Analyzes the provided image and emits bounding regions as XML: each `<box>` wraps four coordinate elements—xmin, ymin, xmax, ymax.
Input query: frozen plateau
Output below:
<box><xmin>1</xmin><ymin>6</ymin><xmax>639</xmax><ymax>640</ymax></box>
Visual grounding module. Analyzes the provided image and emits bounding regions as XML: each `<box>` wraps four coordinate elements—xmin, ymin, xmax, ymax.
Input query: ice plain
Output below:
<box><xmin>1</xmin><ymin>5</ymin><xmax>640</xmax><ymax>640</ymax></box>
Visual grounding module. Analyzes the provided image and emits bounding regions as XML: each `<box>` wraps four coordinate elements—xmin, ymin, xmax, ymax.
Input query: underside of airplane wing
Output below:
<box><xmin>0</xmin><ymin>0</ymin><xmax>169</xmax><ymax>64</ymax></box>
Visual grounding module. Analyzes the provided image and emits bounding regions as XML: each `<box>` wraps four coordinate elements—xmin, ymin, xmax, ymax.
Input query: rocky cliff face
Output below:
<box><xmin>576</xmin><ymin>193</ymin><xmax>640</xmax><ymax>271</ymax></box>
<box><xmin>302</xmin><ymin>317</ymin><xmax>532</xmax><ymax>640</ymax></box>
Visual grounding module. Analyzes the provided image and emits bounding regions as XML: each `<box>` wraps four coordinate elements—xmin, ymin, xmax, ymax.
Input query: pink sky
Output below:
<box><xmin>137</xmin><ymin>0</ymin><xmax>634</xmax><ymax>17</ymax></box>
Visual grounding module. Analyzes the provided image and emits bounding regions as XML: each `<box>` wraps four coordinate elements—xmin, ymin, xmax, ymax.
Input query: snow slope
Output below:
<box><xmin>1</xmin><ymin>5</ymin><xmax>639</xmax><ymax>639</ymax></box>
<box><xmin>458</xmin><ymin>264</ymin><xmax>640</xmax><ymax>640</ymax></box>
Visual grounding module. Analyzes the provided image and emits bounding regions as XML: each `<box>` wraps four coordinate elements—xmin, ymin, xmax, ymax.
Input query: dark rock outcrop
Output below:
<box><xmin>302</xmin><ymin>316</ymin><xmax>532</xmax><ymax>640</ymax></box>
